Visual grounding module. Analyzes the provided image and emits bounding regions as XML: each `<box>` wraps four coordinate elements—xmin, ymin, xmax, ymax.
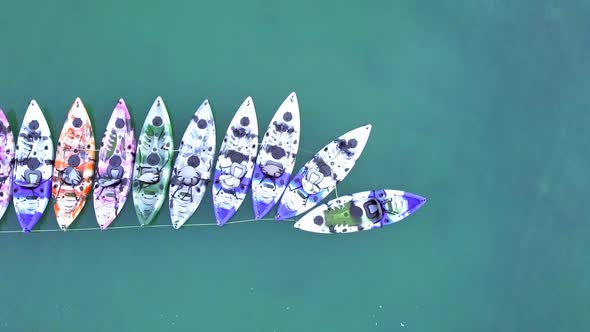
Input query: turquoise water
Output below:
<box><xmin>0</xmin><ymin>0</ymin><xmax>588</xmax><ymax>331</ymax></box>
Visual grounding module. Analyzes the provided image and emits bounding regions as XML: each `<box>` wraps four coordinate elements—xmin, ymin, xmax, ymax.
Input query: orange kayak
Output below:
<box><xmin>52</xmin><ymin>97</ymin><xmax>96</xmax><ymax>230</ymax></box>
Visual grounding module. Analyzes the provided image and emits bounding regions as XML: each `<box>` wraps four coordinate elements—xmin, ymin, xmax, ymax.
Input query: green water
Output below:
<box><xmin>0</xmin><ymin>0</ymin><xmax>588</xmax><ymax>331</ymax></box>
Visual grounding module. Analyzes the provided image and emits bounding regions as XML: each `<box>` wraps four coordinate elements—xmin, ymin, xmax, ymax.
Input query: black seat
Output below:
<box><xmin>363</xmin><ymin>199</ymin><xmax>383</xmax><ymax>219</ymax></box>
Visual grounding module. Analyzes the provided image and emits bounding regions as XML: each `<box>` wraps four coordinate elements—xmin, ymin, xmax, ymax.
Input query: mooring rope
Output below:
<box><xmin>0</xmin><ymin>218</ymin><xmax>295</xmax><ymax>234</ymax></box>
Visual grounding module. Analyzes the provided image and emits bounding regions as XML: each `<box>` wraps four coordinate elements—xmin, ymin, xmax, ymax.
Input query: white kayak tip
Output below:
<box><xmin>198</xmin><ymin>99</ymin><xmax>213</xmax><ymax>117</ymax></box>
<box><xmin>288</xmin><ymin>91</ymin><xmax>297</xmax><ymax>101</ymax></box>
<box><xmin>118</xmin><ymin>98</ymin><xmax>126</xmax><ymax>105</ymax></box>
<box><xmin>361</xmin><ymin>124</ymin><xmax>373</xmax><ymax>135</ymax></box>
<box><xmin>155</xmin><ymin>96</ymin><xmax>164</xmax><ymax>106</ymax></box>
<box><xmin>74</xmin><ymin>97</ymin><xmax>83</xmax><ymax>107</ymax></box>
<box><xmin>27</xmin><ymin>99</ymin><xmax>42</xmax><ymax>116</ymax></box>
<box><xmin>239</xmin><ymin>96</ymin><xmax>254</xmax><ymax>111</ymax></box>
<box><xmin>348</xmin><ymin>124</ymin><xmax>372</xmax><ymax>136</ymax></box>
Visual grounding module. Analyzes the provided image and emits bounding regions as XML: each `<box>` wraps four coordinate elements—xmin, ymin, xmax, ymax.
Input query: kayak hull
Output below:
<box><xmin>12</xmin><ymin>100</ymin><xmax>54</xmax><ymax>232</ymax></box>
<box><xmin>0</xmin><ymin>109</ymin><xmax>15</xmax><ymax>221</ymax></box>
<box><xmin>276</xmin><ymin>124</ymin><xmax>372</xmax><ymax>220</ymax></box>
<box><xmin>169</xmin><ymin>100</ymin><xmax>216</xmax><ymax>229</ymax></box>
<box><xmin>294</xmin><ymin>189</ymin><xmax>427</xmax><ymax>234</ymax></box>
<box><xmin>93</xmin><ymin>99</ymin><xmax>136</xmax><ymax>230</ymax></box>
<box><xmin>212</xmin><ymin>97</ymin><xmax>258</xmax><ymax>226</ymax></box>
<box><xmin>132</xmin><ymin>97</ymin><xmax>174</xmax><ymax>226</ymax></box>
<box><xmin>251</xmin><ymin>92</ymin><xmax>300</xmax><ymax>219</ymax></box>
<box><xmin>52</xmin><ymin>98</ymin><xmax>96</xmax><ymax>230</ymax></box>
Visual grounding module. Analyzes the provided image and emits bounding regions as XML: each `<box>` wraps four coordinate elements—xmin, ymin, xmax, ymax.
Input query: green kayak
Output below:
<box><xmin>132</xmin><ymin>96</ymin><xmax>174</xmax><ymax>226</ymax></box>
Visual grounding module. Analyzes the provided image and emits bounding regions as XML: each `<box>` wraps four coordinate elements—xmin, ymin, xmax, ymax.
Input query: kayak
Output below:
<box><xmin>52</xmin><ymin>97</ymin><xmax>96</xmax><ymax>230</ymax></box>
<box><xmin>93</xmin><ymin>99</ymin><xmax>136</xmax><ymax>229</ymax></box>
<box><xmin>132</xmin><ymin>96</ymin><xmax>174</xmax><ymax>226</ymax></box>
<box><xmin>12</xmin><ymin>100</ymin><xmax>54</xmax><ymax>232</ymax></box>
<box><xmin>169</xmin><ymin>99</ymin><xmax>216</xmax><ymax>229</ymax></box>
<box><xmin>276</xmin><ymin>124</ymin><xmax>372</xmax><ymax>220</ymax></box>
<box><xmin>212</xmin><ymin>97</ymin><xmax>258</xmax><ymax>226</ymax></box>
<box><xmin>251</xmin><ymin>92</ymin><xmax>300</xmax><ymax>219</ymax></box>
<box><xmin>0</xmin><ymin>108</ymin><xmax>15</xmax><ymax>221</ymax></box>
<box><xmin>294</xmin><ymin>189</ymin><xmax>427</xmax><ymax>234</ymax></box>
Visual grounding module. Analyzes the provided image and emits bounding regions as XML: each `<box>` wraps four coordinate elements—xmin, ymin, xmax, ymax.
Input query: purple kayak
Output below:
<box><xmin>93</xmin><ymin>99</ymin><xmax>136</xmax><ymax>230</ymax></box>
<box><xmin>212</xmin><ymin>97</ymin><xmax>258</xmax><ymax>226</ymax></box>
<box><xmin>12</xmin><ymin>100</ymin><xmax>54</xmax><ymax>232</ymax></box>
<box><xmin>251</xmin><ymin>92</ymin><xmax>300</xmax><ymax>219</ymax></box>
<box><xmin>0</xmin><ymin>108</ymin><xmax>15</xmax><ymax>221</ymax></box>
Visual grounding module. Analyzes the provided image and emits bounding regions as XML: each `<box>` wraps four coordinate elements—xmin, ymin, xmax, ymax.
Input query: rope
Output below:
<box><xmin>0</xmin><ymin>218</ymin><xmax>295</xmax><ymax>234</ymax></box>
